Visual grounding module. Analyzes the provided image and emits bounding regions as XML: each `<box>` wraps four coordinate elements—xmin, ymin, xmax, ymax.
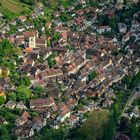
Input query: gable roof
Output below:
<box><xmin>30</xmin><ymin>97</ymin><xmax>55</xmax><ymax>108</ymax></box>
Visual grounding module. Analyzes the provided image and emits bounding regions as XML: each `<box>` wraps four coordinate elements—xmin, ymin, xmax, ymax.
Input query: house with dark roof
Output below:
<box><xmin>14</xmin><ymin>120</ymin><xmax>34</xmax><ymax>139</ymax></box>
<box><xmin>15</xmin><ymin>111</ymin><xmax>30</xmax><ymax>126</ymax></box>
<box><xmin>30</xmin><ymin>97</ymin><xmax>55</xmax><ymax>110</ymax></box>
<box><xmin>32</xmin><ymin>116</ymin><xmax>46</xmax><ymax>132</ymax></box>
<box><xmin>0</xmin><ymin>116</ymin><xmax>7</xmax><ymax>124</ymax></box>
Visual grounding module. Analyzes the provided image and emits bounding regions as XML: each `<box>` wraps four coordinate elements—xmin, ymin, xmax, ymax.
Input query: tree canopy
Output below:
<box><xmin>17</xmin><ymin>76</ymin><xmax>31</xmax><ymax>87</ymax></box>
<box><xmin>33</xmin><ymin>86</ymin><xmax>45</xmax><ymax>98</ymax></box>
<box><xmin>0</xmin><ymin>96</ymin><xmax>6</xmax><ymax>105</ymax></box>
<box><xmin>16</xmin><ymin>85</ymin><xmax>32</xmax><ymax>101</ymax></box>
<box><xmin>88</xmin><ymin>70</ymin><xmax>97</xmax><ymax>81</ymax></box>
<box><xmin>7</xmin><ymin>92</ymin><xmax>17</xmax><ymax>101</ymax></box>
<box><xmin>70</xmin><ymin>109</ymin><xmax>115</xmax><ymax>140</ymax></box>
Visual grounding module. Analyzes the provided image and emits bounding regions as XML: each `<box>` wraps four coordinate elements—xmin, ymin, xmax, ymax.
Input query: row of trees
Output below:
<box><xmin>19</xmin><ymin>0</ymin><xmax>36</xmax><ymax>5</ymax></box>
<box><xmin>7</xmin><ymin>85</ymin><xmax>45</xmax><ymax>102</ymax></box>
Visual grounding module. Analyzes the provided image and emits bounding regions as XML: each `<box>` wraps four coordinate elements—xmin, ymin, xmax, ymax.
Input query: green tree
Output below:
<box><xmin>41</xmin><ymin>126</ymin><xmax>64</xmax><ymax>140</ymax></box>
<box><xmin>60</xmin><ymin>13</ymin><xmax>72</xmax><ymax>22</ymax></box>
<box><xmin>16</xmin><ymin>85</ymin><xmax>32</xmax><ymax>101</ymax></box>
<box><xmin>0</xmin><ymin>108</ymin><xmax>17</xmax><ymax>123</ymax></box>
<box><xmin>129</xmin><ymin>117</ymin><xmax>138</xmax><ymax>140</ymax></box>
<box><xmin>18</xmin><ymin>76</ymin><xmax>31</xmax><ymax>86</ymax></box>
<box><xmin>98</xmin><ymin>14</ymin><xmax>109</xmax><ymax>26</ymax></box>
<box><xmin>88</xmin><ymin>70</ymin><xmax>97</xmax><ymax>81</ymax></box>
<box><xmin>0</xmin><ymin>135</ymin><xmax>11</xmax><ymax>140</ymax></box>
<box><xmin>71</xmin><ymin>110</ymin><xmax>112</xmax><ymax>140</ymax></box>
<box><xmin>19</xmin><ymin>0</ymin><xmax>35</xmax><ymax>5</ymax></box>
<box><xmin>122</xmin><ymin>76</ymin><xmax>133</xmax><ymax>86</ymax></box>
<box><xmin>0</xmin><ymin>126</ymin><xmax>10</xmax><ymax>140</ymax></box>
<box><xmin>34</xmin><ymin>86</ymin><xmax>44</xmax><ymax>97</ymax></box>
<box><xmin>47</xmin><ymin>52</ymin><xmax>57</xmax><ymax>68</ymax></box>
<box><xmin>109</xmin><ymin>16</ymin><xmax>120</xmax><ymax>30</ymax></box>
<box><xmin>89</xmin><ymin>0</ymin><xmax>98</xmax><ymax>6</ymax></box>
<box><xmin>0</xmin><ymin>96</ymin><xmax>6</xmax><ymax>105</ymax></box>
<box><xmin>7</xmin><ymin>92</ymin><xmax>17</xmax><ymax>101</ymax></box>
<box><xmin>103</xmin><ymin>114</ymin><xmax>116</xmax><ymax>140</ymax></box>
<box><xmin>130</xmin><ymin>71</ymin><xmax>140</xmax><ymax>88</ymax></box>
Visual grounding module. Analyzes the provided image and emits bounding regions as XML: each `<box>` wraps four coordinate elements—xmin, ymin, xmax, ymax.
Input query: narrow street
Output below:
<box><xmin>121</xmin><ymin>85</ymin><xmax>140</xmax><ymax>118</ymax></box>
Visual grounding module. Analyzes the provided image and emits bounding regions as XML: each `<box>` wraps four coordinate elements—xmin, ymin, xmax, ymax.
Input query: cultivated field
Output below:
<box><xmin>0</xmin><ymin>0</ymin><xmax>30</xmax><ymax>14</ymax></box>
<box><xmin>0</xmin><ymin>0</ymin><xmax>25</xmax><ymax>13</ymax></box>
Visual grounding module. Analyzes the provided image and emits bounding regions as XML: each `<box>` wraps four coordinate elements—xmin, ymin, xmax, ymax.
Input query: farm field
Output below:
<box><xmin>0</xmin><ymin>0</ymin><xmax>30</xmax><ymax>19</ymax></box>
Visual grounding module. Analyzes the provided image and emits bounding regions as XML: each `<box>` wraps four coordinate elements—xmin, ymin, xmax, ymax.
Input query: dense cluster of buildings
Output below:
<box><xmin>0</xmin><ymin>0</ymin><xmax>140</xmax><ymax>139</ymax></box>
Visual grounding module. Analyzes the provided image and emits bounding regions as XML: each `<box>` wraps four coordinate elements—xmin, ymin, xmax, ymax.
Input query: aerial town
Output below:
<box><xmin>0</xmin><ymin>0</ymin><xmax>140</xmax><ymax>140</ymax></box>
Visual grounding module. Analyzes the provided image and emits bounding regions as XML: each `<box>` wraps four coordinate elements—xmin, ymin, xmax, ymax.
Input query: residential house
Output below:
<box><xmin>10</xmin><ymin>20</ymin><xmax>17</xmax><ymax>26</ymax></box>
<box><xmin>0</xmin><ymin>78</ymin><xmax>10</xmax><ymax>90</ymax></box>
<box><xmin>75</xmin><ymin>9</ymin><xmax>84</xmax><ymax>16</ymax></box>
<box><xmin>24</xmin><ymin>58</ymin><xmax>35</xmax><ymax>67</ymax></box>
<box><xmin>86</xmin><ymin>91</ymin><xmax>100</xmax><ymax>98</ymax></box>
<box><xmin>131</xmin><ymin>20</ymin><xmax>140</xmax><ymax>32</ymax></box>
<box><xmin>101</xmin><ymin>58</ymin><xmax>113</xmax><ymax>69</ymax></box>
<box><xmin>67</xmin><ymin>115</ymin><xmax>79</xmax><ymax>127</ymax></box>
<box><xmin>30</xmin><ymin>97</ymin><xmax>55</xmax><ymax>110</ymax></box>
<box><xmin>14</xmin><ymin>120</ymin><xmax>34</xmax><ymax>140</ymax></box>
<box><xmin>78</xmin><ymin>106</ymin><xmax>89</xmax><ymax>114</ymax></box>
<box><xmin>25</xmin><ymin>47</ymin><xmax>33</xmax><ymax>53</ymax></box>
<box><xmin>16</xmin><ymin>101</ymin><xmax>27</xmax><ymax>110</ymax></box>
<box><xmin>78</xmin><ymin>0</ymin><xmax>86</xmax><ymax>5</ymax></box>
<box><xmin>57</xmin><ymin>103</ymin><xmax>71</xmax><ymax>123</ymax></box>
<box><xmin>27</xmin><ymin>66</ymin><xmax>39</xmax><ymax>77</ymax></box>
<box><xmin>46</xmin><ymin>21</ymin><xmax>52</xmax><ymax>29</ymax></box>
<box><xmin>29</xmin><ymin>37</ymin><xmax>47</xmax><ymax>48</ymax></box>
<box><xmin>67</xmin><ymin>98</ymin><xmax>78</xmax><ymax>110</ymax></box>
<box><xmin>130</xmin><ymin>106</ymin><xmax>139</xmax><ymax>118</ymax></box>
<box><xmin>97</xmin><ymin>26</ymin><xmax>111</xmax><ymax>34</ymax></box>
<box><xmin>54</xmin><ymin>55</ymin><xmax>63</xmax><ymax>67</ymax></box>
<box><xmin>23</xmin><ymin>31</ymin><xmax>38</xmax><ymax>39</ymax></box>
<box><xmin>15</xmin><ymin>111</ymin><xmax>30</xmax><ymax>126</ymax></box>
<box><xmin>24</xmin><ymin>22</ymin><xmax>34</xmax><ymax>29</ymax></box>
<box><xmin>18</xmin><ymin>16</ymin><xmax>27</xmax><ymax>22</ymax></box>
<box><xmin>102</xmin><ymin>98</ymin><xmax>114</xmax><ymax>108</ymax></box>
<box><xmin>32</xmin><ymin>116</ymin><xmax>46</xmax><ymax>132</ymax></box>
<box><xmin>122</xmin><ymin>31</ymin><xmax>131</xmax><ymax>42</ymax></box>
<box><xmin>17</xmin><ymin>26</ymin><xmax>25</xmax><ymax>32</ymax></box>
<box><xmin>0</xmin><ymin>116</ymin><xmax>7</xmax><ymax>124</ymax></box>
<box><xmin>5</xmin><ymin>100</ymin><xmax>17</xmax><ymax>109</ymax></box>
<box><xmin>118</xmin><ymin>23</ymin><xmax>127</xmax><ymax>33</ymax></box>
<box><xmin>50</xmin><ymin>121</ymin><xmax>60</xmax><ymax>129</ymax></box>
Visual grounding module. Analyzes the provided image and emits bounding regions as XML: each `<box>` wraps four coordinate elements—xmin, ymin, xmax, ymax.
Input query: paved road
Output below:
<box><xmin>121</xmin><ymin>85</ymin><xmax>140</xmax><ymax>117</ymax></box>
<box><xmin>0</xmin><ymin>21</ymin><xmax>5</xmax><ymax>31</ymax></box>
<box><xmin>128</xmin><ymin>91</ymin><xmax>140</xmax><ymax>106</ymax></box>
